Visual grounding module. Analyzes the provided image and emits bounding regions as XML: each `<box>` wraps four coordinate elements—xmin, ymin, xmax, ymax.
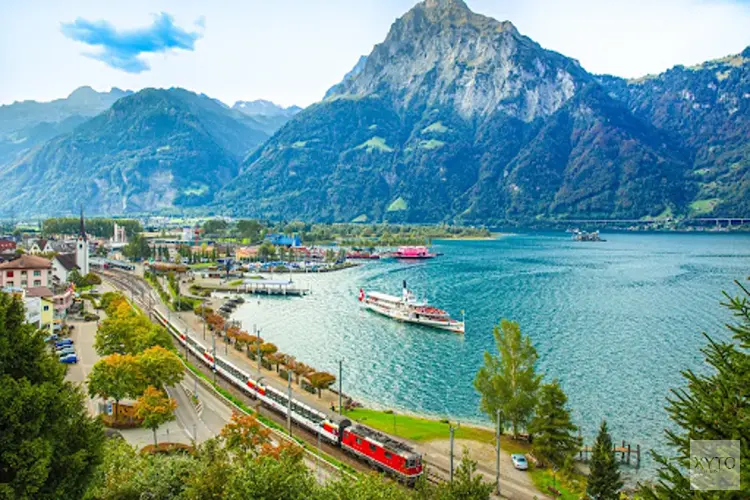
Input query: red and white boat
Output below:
<box><xmin>390</xmin><ymin>246</ymin><xmax>436</xmax><ymax>259</ymax></box>
<box><xmin>359</xmin><ymin>281</ymin><xmax>464</xmax><ymax>334</ymax></box>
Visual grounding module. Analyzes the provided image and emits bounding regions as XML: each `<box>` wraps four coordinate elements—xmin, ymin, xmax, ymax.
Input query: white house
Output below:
<box><xmin>52</xmin><ymin>253</ymin><xmax>80</xmax><ymax>284</ymax></box>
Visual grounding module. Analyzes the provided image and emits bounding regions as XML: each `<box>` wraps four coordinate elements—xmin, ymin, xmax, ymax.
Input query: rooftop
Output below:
<box><xmin>0</xmin><ymin>254</ymin><xmax>52</xmax><ymax>270</ymax></box>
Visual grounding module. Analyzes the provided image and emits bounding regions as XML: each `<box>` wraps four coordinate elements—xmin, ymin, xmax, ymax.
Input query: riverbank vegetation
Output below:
<box><xmin>198</xmin><ymin>218</ymin><xmax>491</xmax><ymax>246</ymax></box>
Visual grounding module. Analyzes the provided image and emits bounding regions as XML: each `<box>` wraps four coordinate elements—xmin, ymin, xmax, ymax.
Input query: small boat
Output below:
<box><xmin>359</xmin><ymin>281</ymin><xmax>464</xmax><ymax>334</ymax></box>
<box><xmin>572</xmin><ymin>229</ymin><xmax>606</xmax><ymax>242</ymax></box>
<box><xmin>389</xmin><ymin>246</ymin><xmax>437</xmax><ymax>259</ymax></box>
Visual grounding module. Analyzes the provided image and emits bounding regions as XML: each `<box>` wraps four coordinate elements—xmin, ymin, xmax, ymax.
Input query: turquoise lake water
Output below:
<box><xmin>232</xmin><ymin>232</ymin><xmax>750</xmax><ymax>475</ymax></box>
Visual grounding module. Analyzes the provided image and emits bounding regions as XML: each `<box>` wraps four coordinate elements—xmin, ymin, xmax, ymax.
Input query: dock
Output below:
<box><xmin>578</xmin><ymin>439</ymin><xmax>641</xmax><ymax>467</ymax></box>
<box><xmin>212</xmin><ymin>279</ymin><xmax>309</xmax><ymax>296</ymax></box>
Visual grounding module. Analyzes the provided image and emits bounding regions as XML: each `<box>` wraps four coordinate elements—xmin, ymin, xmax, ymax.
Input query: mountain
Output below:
<box><xmin>0</xmin><ymin>86</ymin><xmax>131</xmax><ymax>167</ymax></box>
<box><xmin>0</xmin><ymin>88</ymin><xmax>271</xmax><ymax>216</ymax></box>
<box><xmin>232</xmin><ymin>100</ymin><xmax>302</xmax><ymax>135</ymax></box>
<box><xmin>218</xmin><ymin>0</ymin><xmax>704</xmax><ymax>223</ymax></box>
<box><xmin>598</xmin><ymin>47</ymin><xmax>750</xmax><ymax>217</ymax></box>
<box><xmin>323</xmin><ymin>55</ymin><xmax>369</xmax><ymax>99</ymax></box>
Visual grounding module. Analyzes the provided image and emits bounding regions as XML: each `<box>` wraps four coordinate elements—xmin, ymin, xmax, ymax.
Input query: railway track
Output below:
<box><xmin>97</xmin><ymin>270</ymin><xmax>380</xmax><ymax>479</ymax></box>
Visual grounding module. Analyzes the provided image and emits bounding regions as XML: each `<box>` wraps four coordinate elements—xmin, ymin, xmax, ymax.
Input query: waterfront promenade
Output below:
<box><xmin>104</xmin><ymin>268</ymin><xmax>548</xmax><ymax>499</ymax></box>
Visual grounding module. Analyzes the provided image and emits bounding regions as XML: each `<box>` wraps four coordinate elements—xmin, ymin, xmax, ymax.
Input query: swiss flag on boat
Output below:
<box><xmin>358</xmin><ymin>288</ymin><xmax>365</xmax><ymax>302</ymax></box>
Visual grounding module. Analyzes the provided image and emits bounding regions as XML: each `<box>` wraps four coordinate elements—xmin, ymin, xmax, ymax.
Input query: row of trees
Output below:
<box><xmin>41</xmin><ymin>217</ymin><xmax>142</xmax><ymax>238</ymax></box>
<box><xmin>201</xmin><ymin>309</ymin><xmax>338</xmax><ymax>397</ymax></box>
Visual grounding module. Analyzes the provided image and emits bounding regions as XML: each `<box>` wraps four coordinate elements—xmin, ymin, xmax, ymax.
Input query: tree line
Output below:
<box><xmin>42</xmin><ymin>218</ymin><xmax>142</xmax><ymax>238</ymax></box>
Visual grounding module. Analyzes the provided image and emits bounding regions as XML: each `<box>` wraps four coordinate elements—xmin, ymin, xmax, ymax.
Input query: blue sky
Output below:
<box><xmin>1</xmin><ymin>0</ymin><xmax>749</xmax><ymax>108</ymax></box>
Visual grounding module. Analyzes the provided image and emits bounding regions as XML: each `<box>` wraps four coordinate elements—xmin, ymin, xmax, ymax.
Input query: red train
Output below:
<box><xmin>154</xmin><ymin>309</ymin><xmax>423</xmax><ymax>482</ymax></box>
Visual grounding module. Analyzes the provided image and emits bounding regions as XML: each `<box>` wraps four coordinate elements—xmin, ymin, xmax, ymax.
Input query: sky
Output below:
<box><xmin>1</xmin><ymin>0</ymin><xmax>749</xmax><ymax>108</ymax></box>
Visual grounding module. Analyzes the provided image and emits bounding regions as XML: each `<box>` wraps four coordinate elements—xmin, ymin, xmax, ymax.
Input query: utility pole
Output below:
<box><xmin>317</xmin><ymin>429</ymin><xmax>321</xmax><ymax>482</ymax></box>
<box><xmin>287</xmin><ymin>369</ymin><xmax>292</xmax><ymax>436</ymax></box>
<box><xmin>338</xmin><ymin>360</ymin><xmax>342</xmax><ymax>415</ymax></box>
<box><xmin>184</xmin><ymin>328</ymin><xmax>188</xmax><ymax>361</ymax></box>
<box><xmin>256</xmin><ymin>329</ymin><xmax>261</xmax><ymax>373</ymax></box>
<box><xmin>202</xmin><ymin>305</ymin><xmax>206</xmax><ymax>340</ymax></box>
<box><xmin>496</xmin><ymin>408</ymin><xmax>501</xmax><ymax>496</ymax></box>
<box><xmin>449</xmin><ymin>425</ymin><xmax>455</xmax><ymax>483</ymax></box>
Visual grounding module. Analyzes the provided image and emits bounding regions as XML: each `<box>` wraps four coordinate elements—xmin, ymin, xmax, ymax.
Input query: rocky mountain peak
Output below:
<box><xmin>333</xmin><ymin>0</ymin><xmax>579</xmax><ymax>122</ymax></box>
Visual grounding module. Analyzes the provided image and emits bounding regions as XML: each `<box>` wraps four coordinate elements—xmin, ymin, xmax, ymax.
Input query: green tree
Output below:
<box><xmin>587</xmin><ymin>420</ymin><xmax>623</xmax><ymax>499</ymax></box>
<box><xmin>237</xmin><ymin>219</ymin><xmax>264</xmax><ymax>242</ymax></box>
<box><xmin>640</xmin><ymin>280</ymin><xmax>750</xmax><ymax>498</ymax></box>
<box><xmin>137</xmin><ymin>346</ymin><xmax>184</xmax><ymax>388</ymax></box>
<box><xmin>0</xmin><ymin>292</ymin><xmax>104</xmax><ymax>499</ymax></box>
<box><xmin>473</xmin><ymin>319</ymin><xmax>541</xmax><ymax>437</ymax></box>
<box><xmin>432</xmin><ymin>449</ymin><xmax>494</xmax><ymax>500</ymax></box>
<box><xmin>88</xmin><ymin>353</ymin><xmax>142</xmax><ymax>420</ymax></box>
<box><xmin>528</xmin><ymin>380</ymin><xmax>581</xmax><ymax>468</ymax></box>
<box><xmin>123</xmin><ymin>233</ymin><xmax>151</xmax><ymax>261</ymax></box>
<box><xmin>258</xmin><ymin>241</ymin><xmax>276</xmax><ymax>262</ymax></box>
<box><xmin>68</xmin><ymin>268</ymin><xmax>86</xmax><ymax>287</ymax></box>
<box><xmin>134</xmin><ymin>386</ymin><xmax>177</xmax><ymax>447</ymax></box>
<box><xmin>203</xmin><ymin>219</ymin><xmax>229</xmax><ymax>236</ymax></box>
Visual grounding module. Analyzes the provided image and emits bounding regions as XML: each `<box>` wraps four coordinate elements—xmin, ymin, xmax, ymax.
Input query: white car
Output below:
<box><xmin>511</xmin><ymin>454</ymin><xmax>529</xmax><ymax>470</ymax></box>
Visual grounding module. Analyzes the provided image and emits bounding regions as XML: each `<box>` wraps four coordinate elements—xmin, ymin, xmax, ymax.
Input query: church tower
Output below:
<box><xmin>76</xmin><ymin>207</ymin><xmax>89</xmax><ymax>275</ymax></box>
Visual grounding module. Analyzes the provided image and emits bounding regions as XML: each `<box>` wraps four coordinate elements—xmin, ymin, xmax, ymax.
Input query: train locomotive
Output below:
<box><xmin>154</xmin><ymin>309</ymin><xmax>423</xmax><ymax>482</ymax></box>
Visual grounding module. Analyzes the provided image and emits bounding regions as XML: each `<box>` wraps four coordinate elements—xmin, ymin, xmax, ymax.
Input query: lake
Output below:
<box><xmin>231</xmin><ymin>231</ymin><xmax>750</xmax><ymax>476</ymax></box>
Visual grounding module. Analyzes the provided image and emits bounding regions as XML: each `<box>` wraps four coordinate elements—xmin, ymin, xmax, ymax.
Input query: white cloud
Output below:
<box><xmin>0</xmin><ymin>0</ymin><xmax>748</xmax><ymax>108</ymax></box>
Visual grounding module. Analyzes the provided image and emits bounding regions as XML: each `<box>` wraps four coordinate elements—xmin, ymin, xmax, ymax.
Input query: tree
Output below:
<box><xmin>88</xmin><ymin>353</ymin><xmax>142</xmax><ymax>420</ymax></box>
<box><xmin>266</xmin><ymin>352</ymin><xmax>285</xmax><ymax>373</ymax></box>
<box><xmin>122</xmin><ymin>233</ymin><xmax>151</xmax><ymax>261</ymax></box>
<box><xmin>137</xmin><ymin>346</ymin><xmax>184</xmax><ymax>388</ymax></box>
<box><xmin>288</xmin><ymin>357</ymin><xmax>314</xmax><ymax>384</ymax></box>
<box><xmin>432</xmin><ymin>449</ymin><xmax>494</xmax><ymax>500</ymax></box>
<box><xmin>134</xmin><ymin>386</ymin><xmax>177</xmax><ymax>447</ymax></box>
<box><xmin>528</xmin><ymin>380</ymin><xmax>581</xmax><ymax>468</ymax></box>
<box><xmin>258</xmin><ymin>241</ymin><xmax>276</xmax><ymax>262</ymax></box>
<box><xmin>640</xmin><ymin>280</ymin><xmax>750</xmax><ymax>499</ymax></box>
<box><xmin>68</xmin><ymin>268</ymin><xmax>86</xmax><ymax>287</ymax></box>
<box><xmin>587</xmin><ymin>420</ymin><xmax>623</xmax><ymax>499</ymax></box>
<box><xmin>308</xmin><ymin>371</ymin><xmax>336</xmax><ymax>398</ymax></box>
<box><xmin>203</xmin><ymin>219</ymin><xmax>228</xmax><ymax>236</ymax></box>
<box><xmin>473</xmin><ymin>319</ymin><xmax>541</xmax><ymax>437</ymax></box>
<box><xmin>260</xmin><ymin>342</ymin><xmax>278</xmax><ymax>359</ymax></box>
<box><xmin>220</xmin><ymin>413</ymin><xmax>271</xmax><ymax>456</ymax></box>
<box><xmin>237</xmin><ymin>219</ymin><xmax>264</xmax><ymax>242</ymax></box>
<box><xmin>0</xmin><ymin>292</ymin><xmax>104</xmax><ymax>499</ymax></box>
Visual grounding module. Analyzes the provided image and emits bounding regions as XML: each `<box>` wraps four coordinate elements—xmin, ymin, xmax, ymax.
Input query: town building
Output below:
<box><xmin>76</xmin><ymin>209</ymin><xmax>90</xmax><ymax>275</ymax></box>
<box><xmin>51</xmin><ymin>253</ymin><xmax>80</xmax><ymax>284</ymax></box>
<box><xmin>0</xmin><ymin>254</ymin><xmax>52</xmax><ymax>288</ymax></box>
<box><xmin>0</xmin><ymin>239</ymin><xmax>16</xmax><ymax>251</ymax></box>
<box><xmin>112</xmin><ymin>222</ymin><xmax>127</xmax><ymax>244</ymax></box>
<box><xmin>28</xmin><ymin>238</ymin><xmax>54</xmax><ymax>255</ymax></box>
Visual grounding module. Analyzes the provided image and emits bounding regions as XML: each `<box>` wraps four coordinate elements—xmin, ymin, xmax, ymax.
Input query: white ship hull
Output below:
<box><xmin>364</xmin><ymin>301</ymin><xmax>465</xmax><ymax>334</ymax></box>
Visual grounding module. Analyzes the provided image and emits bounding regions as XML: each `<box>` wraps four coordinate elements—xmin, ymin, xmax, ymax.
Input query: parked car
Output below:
<box><xmin>44</xmin><ymin>333</ymin><xmax>59</xmax><ymax>343</ymax></box>
<box><xmin>511</xmin><ymin>454</ymin><xmax>529</xmax><ymax>471</ymax></box>
<box><xmin>55</xmin><ymin>339</ymin><xmax>74</xmax><ymax>347</ymax></box>
<box><xmin>57</xmin><ymin>348</ymin><xmax>76</xmax><ymax>357</ymax></box>
<box><xmin>60</xmin><ymin>354</ymin><xmax>78</xmax><ymax>364</ymax></box>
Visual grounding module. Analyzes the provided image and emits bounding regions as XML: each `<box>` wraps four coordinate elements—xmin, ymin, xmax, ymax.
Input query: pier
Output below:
<box><xmin>211</xmin><ymin>279</ymin><xmax>310</xmax><ymax>296</ymax></box>
<box><xmin>578</xmin><ymin>440</ymin><xmax>641</xmax><ymax>467</ymax></box>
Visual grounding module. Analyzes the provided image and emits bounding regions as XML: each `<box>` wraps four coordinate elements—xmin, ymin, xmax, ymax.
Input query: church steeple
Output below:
<box><xmin>76</xmin><ymin>206</ymin><xmax>89</xmax><ymax>275</ymax></box>
<box><xmin>79</xmin><ymin>206</ymin><xmax>87</xmax><ymax>242</ymax></box>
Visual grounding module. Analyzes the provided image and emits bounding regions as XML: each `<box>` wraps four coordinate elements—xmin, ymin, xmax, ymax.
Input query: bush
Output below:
<box><xmin>85</xmin><ymin>273</ymin><xmax>102</xmax><ymax>285</ymax></box>
<box><xmin>82</xmin><ymin>312</ymin><xmax>100</xmax><ymax>322</ymax></box>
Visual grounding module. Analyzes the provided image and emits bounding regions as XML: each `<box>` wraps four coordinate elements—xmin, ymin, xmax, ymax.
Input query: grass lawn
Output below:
<box><xmin>189</xmin><ymin>262</ymin><xmax>216</xmax><ymax>269</ymax></box>
<box><xmin>342</xmin><ymin>408</ymin><xmax>530</xmax><ymax>454</ymax></box>
<box><xmin>530</xmin><ymin>468</ymin><xmax>586</xmax><ymax>500</ymax></box>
